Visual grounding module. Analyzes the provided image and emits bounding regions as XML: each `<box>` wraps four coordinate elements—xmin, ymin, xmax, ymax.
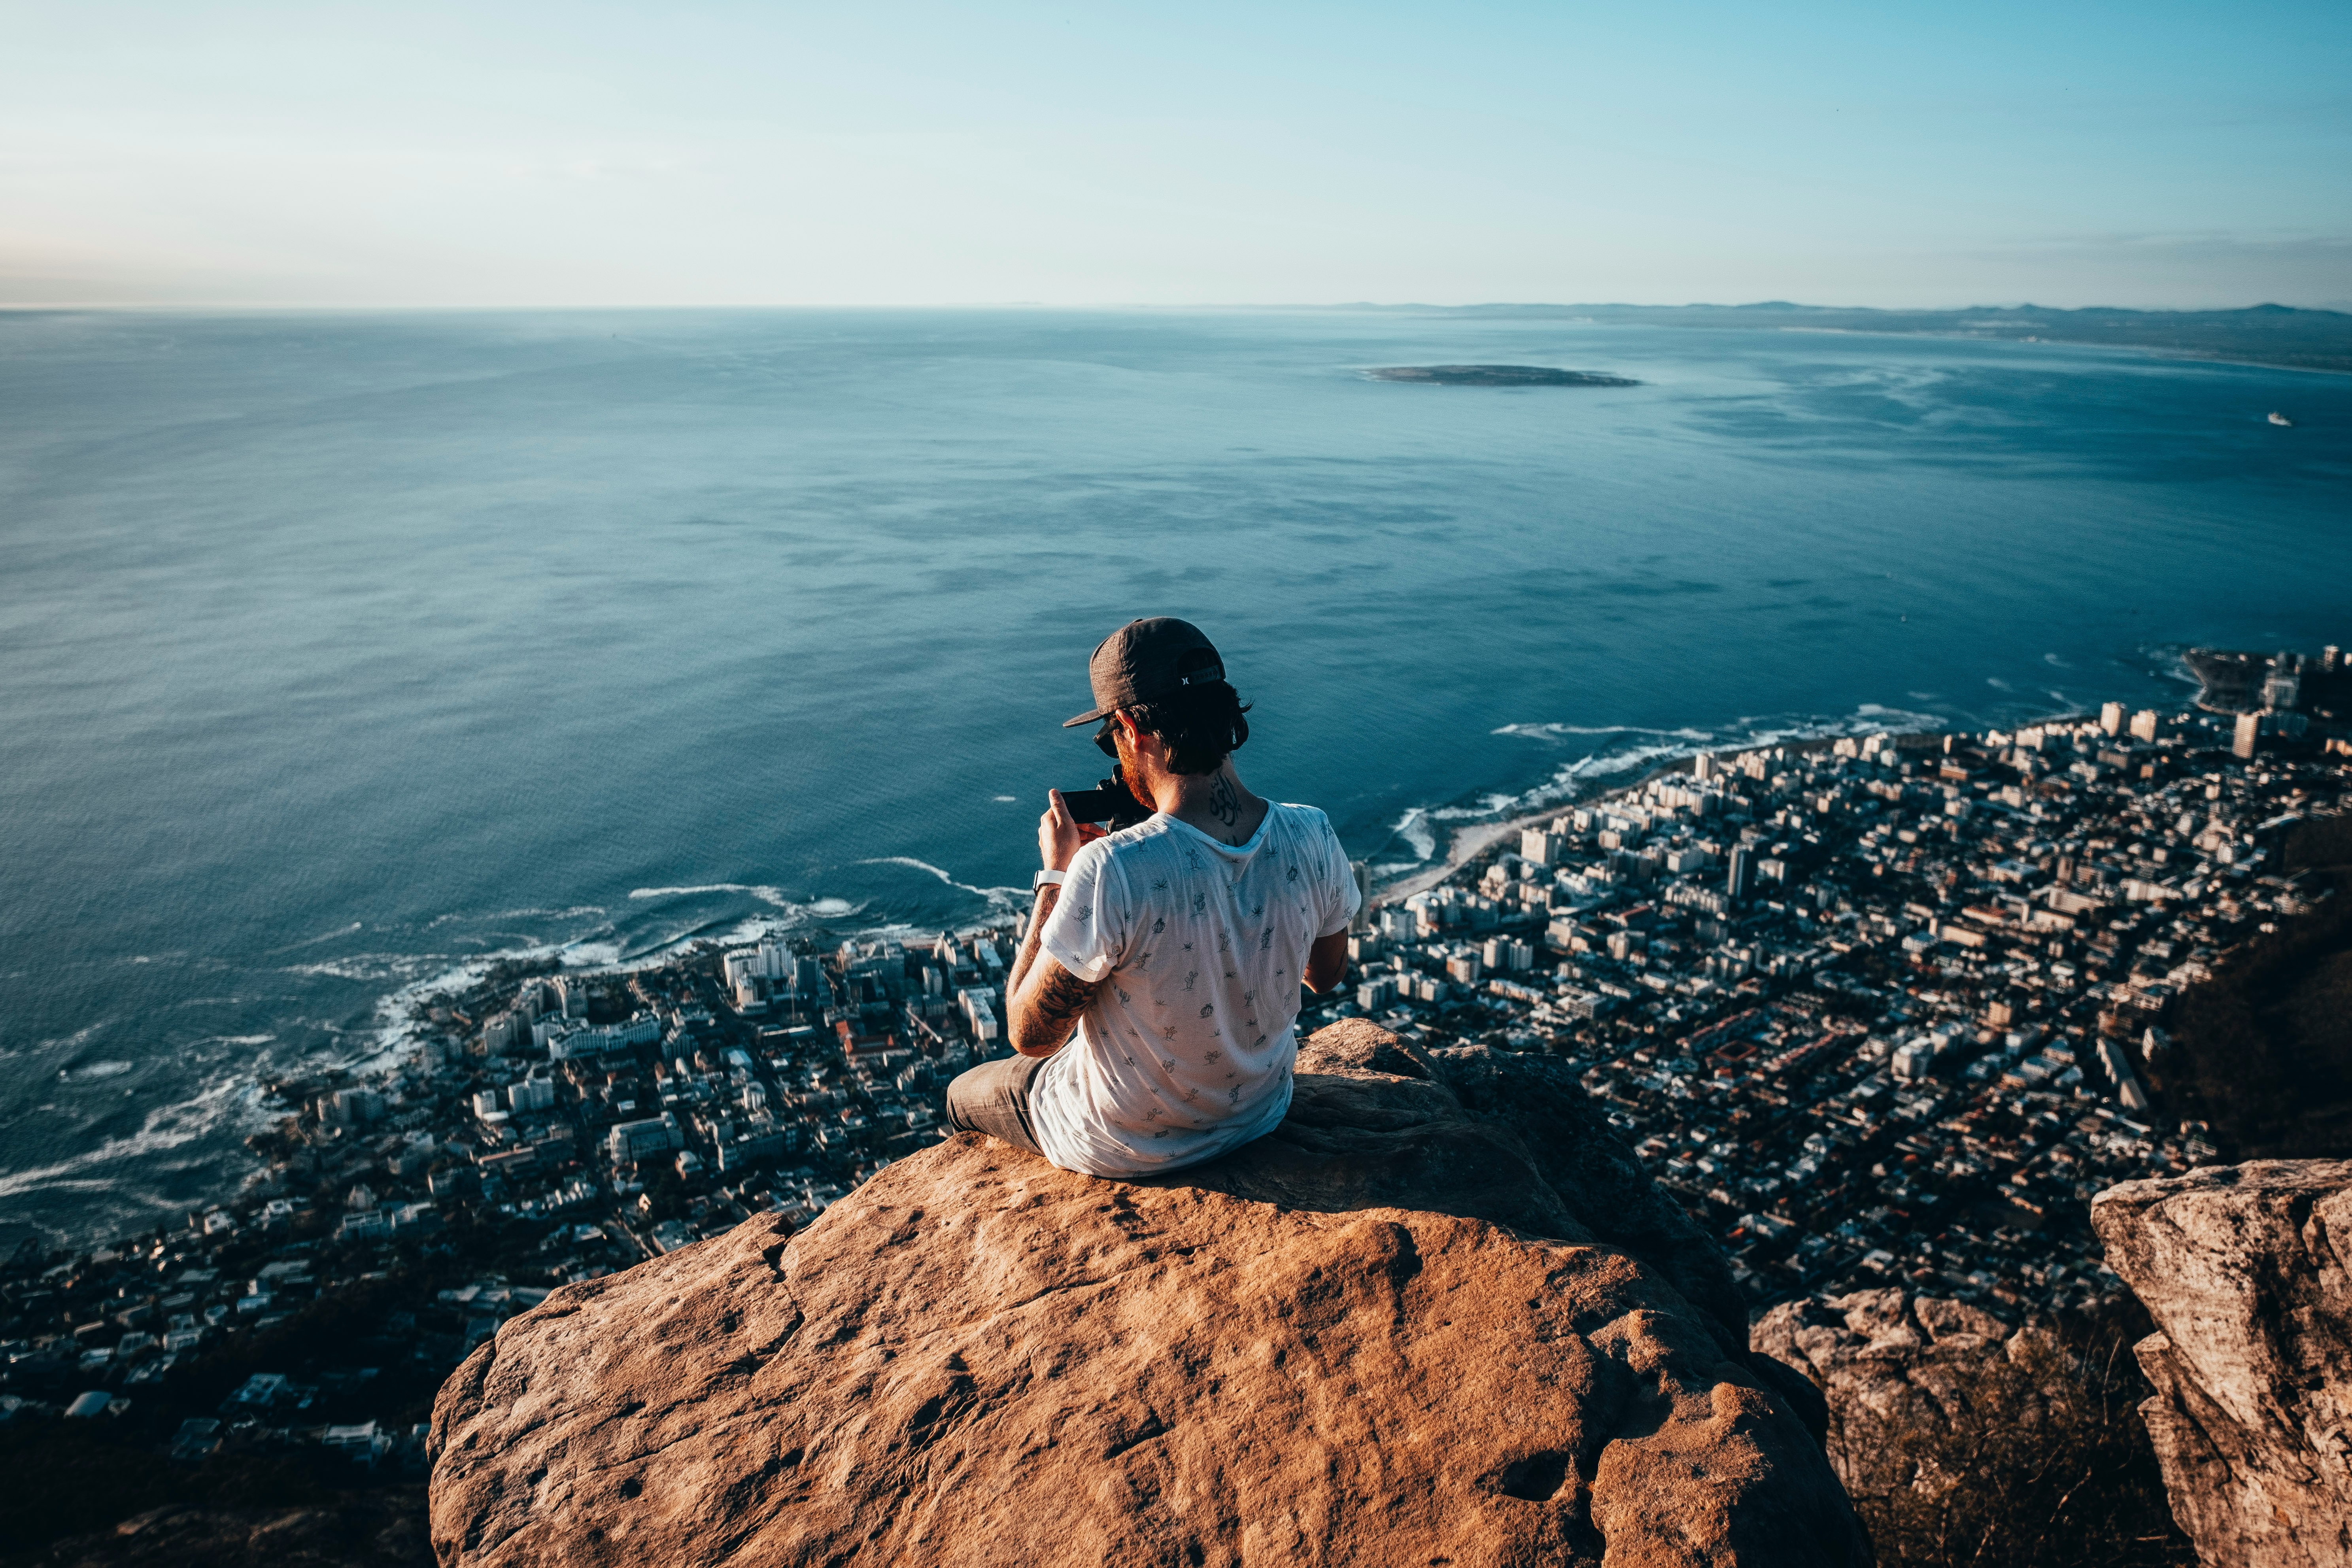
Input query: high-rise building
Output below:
<box><xmin>2099</xmin><ymin>702</ymin><xmax>2125</xmax><ymax>736</ymax></box>
<box><xmin>605</xmin><ymin>1113</ymin><xmax>682</xmax><ymax>1166</ymax></box>
<box><xmin>2128</xmin><ymin>709</ymin><xmax>2160</xmax><ymax>743</ymax></box>
<box><xmin>1727</xmin><ymin>845</ymin><xmax>1753</xmax><ymax>901</ymax></box>
<box><xmin>1350</xmin><ymin>860</ymin><xmax>1373</xmax><ymax>932</ymax></box>
<box><xmin>334</xmin><ymin>1087</ymin><xmax>384</xmax><ymax>1125</ymax></box>
<box><xmin>2233</xmin><ymin>711</ymin><xmax>2261</xmax><ymax>759</ymax></box>
<box><xmin>2262</xmin><ymin>657</ymin><xmax>2301</xmax><ymax>713</ymax></box>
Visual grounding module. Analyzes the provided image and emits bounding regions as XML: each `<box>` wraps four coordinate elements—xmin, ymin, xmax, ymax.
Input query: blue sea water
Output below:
<box><xmin>1</xmin><ymin>307</ymin><xmax>2346</xmax><ymax>1247</ymax></box>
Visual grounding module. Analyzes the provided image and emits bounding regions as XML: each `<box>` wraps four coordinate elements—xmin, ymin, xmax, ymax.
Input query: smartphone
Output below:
<box><xmin>1057</xmin><ymin>777</ymin><xmax>1147</xmax><ymax>826</ymax></box>
<box><xmin>1056</xmin><ymin>788</ymin><xmax>1124</xmax><ymax>822</ymax></box>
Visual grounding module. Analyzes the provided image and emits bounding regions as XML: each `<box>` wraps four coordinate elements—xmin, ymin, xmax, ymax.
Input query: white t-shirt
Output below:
<box><xmin>1029</xmin><ymin>801</ymin><xmax>1360</xmax><ymax>1178</ymax></box>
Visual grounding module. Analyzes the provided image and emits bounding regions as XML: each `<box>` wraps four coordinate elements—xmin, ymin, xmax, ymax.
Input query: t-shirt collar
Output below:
<box><xmin>1154</xmin><ymin>807</ymin><xmax>1271</xmax><ymax>858</ymax></box>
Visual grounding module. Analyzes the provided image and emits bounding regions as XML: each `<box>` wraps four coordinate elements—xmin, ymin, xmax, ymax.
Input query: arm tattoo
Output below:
<box><xmin>1206</xmin><ymin>772</ymin><xmax>1242</xmax><ymax>836</ymax></box>
<box><xmin>1022</xmin><ymin>961</ymin><xmax>1103</xmax><ymax>1054</ymax></box>
<box><xmin>1009</xmin><ymin>884</ymin><xmax>1105</xmax><ymax>1054</ymax></box>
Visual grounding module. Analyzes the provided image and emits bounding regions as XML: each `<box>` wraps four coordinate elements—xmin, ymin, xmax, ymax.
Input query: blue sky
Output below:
<box><xmin>3</xmin><ymin>0</ymin><xmax>2346</xmax><ymax>308</ymax></box>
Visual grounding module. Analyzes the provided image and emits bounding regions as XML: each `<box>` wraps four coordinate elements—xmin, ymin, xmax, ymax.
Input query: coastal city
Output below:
<box><xmin>3</xmin><ymin>646</ymin><xmax>2346</xmax><ymax>1497</ymax></box>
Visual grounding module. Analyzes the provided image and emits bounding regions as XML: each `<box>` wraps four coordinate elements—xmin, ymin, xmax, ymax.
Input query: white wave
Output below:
<box><xmin>627</xmin><ymin>882</ymin><xmax>807</xmax><ymax>909</ymax></box>
<box><xmin>1986</xmin><ymin>676</ymin><xmax>2015</xmax><ymax>691</ymax></box>
<box><xmin>1392</xmin><ymin>808</ymin><xmax>1436</xmax><ymax>862</ymax></box>
<box><xmin>0</xmin><ymin>1072</ymin><xmax>264</xmax><ymax>1203</ymax></box>
<box><xmin>856</xmin><ymin>857</ymin><xmax>1029</xmax><ymax>911</ymax></box>
<box><xmin>1493</xmin><ymin>722</ymin><xmax>1714</xmax><ymax>742</ymax></box>
<box><xmin>278</xmin><ymin>947</ymin><xmax>498</xmax><ymax>984</ymax></box>
<box><xmin>2044</xmin><ymin>652</ymin><xmax>2072</xmax><ymax>668</ymax></box>
<box><xmin>34</xmin><ymin>1021</ymin><xmax>110</xmax><ymax>1055</ymax></box>
<box><xmin>460</xmin><ymin>904</ymin><xmax>609</xmax><ymax>923</ymax></box>
<box><xmin>266</xmin><ymin>921</ymin><xmax>363</xmax><ymax>955</ymax></box>
<box><xmin>278</xmin><ymin>957</ymin><xmax>404</xmax><ymax>981</ymax></box>
<box><xmin>60</xmin><ymin>1060</ymin><xmax>134</xmax><ymax>1081</ymax></box>
<box><xmin>198</xmin><ymin>1034</ymin><xmax>277</xmax><ymax>1048</ymax></box>
<box><xmin>992</xmin><ymin>795</ymin><xmax>1017</xmax><ymax>803</ymax></box>
<box><xmin>1432</xmin><ymin>793</ymin><xmax>1520</xmax><ymax>821</ymax></box>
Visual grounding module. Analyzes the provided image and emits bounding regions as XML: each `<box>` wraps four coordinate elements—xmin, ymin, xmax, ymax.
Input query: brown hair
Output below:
<box><xmin>1126</xmin><ymin>680</ymin><xmax>1252</xmax><ymax>776</ymax></box>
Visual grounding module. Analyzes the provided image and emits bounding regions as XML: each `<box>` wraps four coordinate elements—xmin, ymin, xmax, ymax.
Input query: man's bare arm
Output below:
<box><xmin>1005</xmin><ymin>789</ymin><xmax>1110</xmax><ymax>1056</ymax></box>
<box><xmin>1007</xmin><ymin>882</ymin><xmax>1059</xmax><ymax>1001</ymax></box>
<box><xmin>1303</xmin><ymin>929</ymin><xmax>1349</xmax><ymax>995</ymax></box>
<box><xmin>1010</xmin><ymin>946</ymin><xmax>1105</xmax><ymax>1057</ymax></box>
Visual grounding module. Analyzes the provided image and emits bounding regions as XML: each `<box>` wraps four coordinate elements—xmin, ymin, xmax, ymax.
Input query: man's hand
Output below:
<box><xmin>1039</xmin><ymin>790</ymin><xmax>1107</xmax><ymax>873</ymax></box>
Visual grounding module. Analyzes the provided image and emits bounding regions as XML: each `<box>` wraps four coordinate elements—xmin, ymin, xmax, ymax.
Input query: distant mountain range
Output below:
<box><xmin>1335</xmin><ymin>302</ymin><xmax>2352</xmax><ymax>375</ymax></box>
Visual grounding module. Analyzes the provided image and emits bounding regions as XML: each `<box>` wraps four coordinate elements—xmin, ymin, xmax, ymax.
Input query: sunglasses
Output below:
<box><xmin>1094</xmin><ymin>717</ymin><xmax>1120</xmax><ymax>759</ymax></box>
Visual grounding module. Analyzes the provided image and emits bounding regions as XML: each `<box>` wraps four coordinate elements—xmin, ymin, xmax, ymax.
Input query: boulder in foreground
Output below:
<box><xmin>2095</xmin><ymin>1160</ymin><xmax>2352</xmax><ymax>1568</ymax></box>
<box><xmin>430</xmin><ymin>1022</ymin><xmax>1866</xmax><ymax>1567</ymax></box>
<box><xmin>1752</xmin><ymin>1287</ymin><xmax>2015</xmax><ymax>1436</ymax></box>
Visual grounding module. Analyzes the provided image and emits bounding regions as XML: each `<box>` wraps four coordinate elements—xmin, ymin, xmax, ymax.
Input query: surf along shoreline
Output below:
<box><xmin>1364</xmin><ymin>715</ymin><xmax>2022</xmax><ymax>909</ymax></box>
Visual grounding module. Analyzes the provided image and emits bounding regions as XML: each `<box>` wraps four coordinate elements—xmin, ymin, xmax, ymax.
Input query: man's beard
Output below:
<box><xmin>1112</xmin><ymin>729</ymin><xmax>1150</xmax><ymax>811</ymax></box>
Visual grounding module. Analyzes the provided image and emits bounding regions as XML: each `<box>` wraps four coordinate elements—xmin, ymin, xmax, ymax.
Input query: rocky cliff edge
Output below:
<box><xmin>2095</xmin><ymin>1160</ymin><xmax>2352</xmax><ymax>1568</ymax></box>
<box><xmin>428</xmin><ymin>1020</ymin><xmax>1867</xmax><ymax>1567</ymax></box>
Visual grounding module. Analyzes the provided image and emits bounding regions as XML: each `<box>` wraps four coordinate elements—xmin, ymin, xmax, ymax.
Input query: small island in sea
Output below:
<box><xmin>1366</xmin><ymin>363</ymin><xmax>1641</xmax><ymax>387</ymax></box>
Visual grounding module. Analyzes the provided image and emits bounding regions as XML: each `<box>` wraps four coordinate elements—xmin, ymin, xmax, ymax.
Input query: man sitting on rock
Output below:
<box><xmin>944</xmin><ymin>617</ymin><xmax>1358</xmax><ymax>1176</ymax></box>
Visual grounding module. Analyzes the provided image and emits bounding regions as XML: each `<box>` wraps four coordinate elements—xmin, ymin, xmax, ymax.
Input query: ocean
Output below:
<box><xmin>1</xmin><ymin>306</ymin><xmax>2345</xmax><ymax>1249</ymax></box>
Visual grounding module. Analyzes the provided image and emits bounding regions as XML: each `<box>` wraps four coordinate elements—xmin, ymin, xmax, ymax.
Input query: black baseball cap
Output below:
<box><xmin>1060</xmin><ymin>618</ymin><xmax>1226</xmax><ymax>727</ymax></box>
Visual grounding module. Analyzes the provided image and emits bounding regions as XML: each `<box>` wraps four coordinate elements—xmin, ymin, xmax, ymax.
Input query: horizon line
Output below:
<box><xmin>2</xmin><ymin>298</ymin><xmax>2348</xmax><ymax>318</ymax></box>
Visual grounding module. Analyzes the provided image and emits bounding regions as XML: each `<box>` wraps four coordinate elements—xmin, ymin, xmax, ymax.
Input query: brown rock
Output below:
<box><xmin>1751</xmin><ymin>1288</ymin><xmax>2016</xmax><ymax>1432</ymax></box>
<box><xmin>2094</xmin><ymin>1160</ymin><xmax>2352</xmax><ymax>1568</ymax></box>
<box><xmin>430</xmin><ymin>1022</ymin><xmax>1867</xmax><ymax>1566</ymax></box>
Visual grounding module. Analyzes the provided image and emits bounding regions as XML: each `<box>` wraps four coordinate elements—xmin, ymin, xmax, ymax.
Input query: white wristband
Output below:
<box><xmin>1033</xmin><ymin>868</ymin><xmax>1067</xmax><ymax>892</ymax></box>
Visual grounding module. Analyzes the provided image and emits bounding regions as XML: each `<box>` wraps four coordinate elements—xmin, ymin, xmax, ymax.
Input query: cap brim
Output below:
<box><xmin>1061</xmin><ymin>707</ymin><xmax>1109</xmax><ymax>729</ymax></box>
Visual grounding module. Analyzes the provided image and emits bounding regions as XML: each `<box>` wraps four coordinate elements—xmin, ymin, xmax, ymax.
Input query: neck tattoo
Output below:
<box><xmin>1206</xmin><ymin>773</ymin><xmax>1243</xmax><ymax>837</ymax></box>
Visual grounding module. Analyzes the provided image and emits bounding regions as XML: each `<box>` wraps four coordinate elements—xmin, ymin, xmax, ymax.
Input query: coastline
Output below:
<box><xmin>4</xmin><ymin>703</ymin><xmax>2094</xmax><ymax>1252</ymax></box>
<box><xmin>1366</xmin><ymin>713</ymin><xmax>2003</xmax><ymax>909</ymax></box>
<box><xmin>10</xmin><ymin>669</ymin><xmax>2343</xmax><ymax>1528</ymax></box>
<box><xmin>1373</xmin><ymin>789</ymin><xmax>1661</xmax><ymax>907</ymax></box>
<box><xmin>1368</xmin><ymin>708</ymin><xmax>2106</xmax><ymax>909</ymax></box>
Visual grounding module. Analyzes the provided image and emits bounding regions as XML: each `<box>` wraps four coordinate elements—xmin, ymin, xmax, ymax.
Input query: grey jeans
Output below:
<box><xmin>944</xmin><ymin>1053</ymin><xmax>1047</xmax><ymax>1154</ymax></box>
